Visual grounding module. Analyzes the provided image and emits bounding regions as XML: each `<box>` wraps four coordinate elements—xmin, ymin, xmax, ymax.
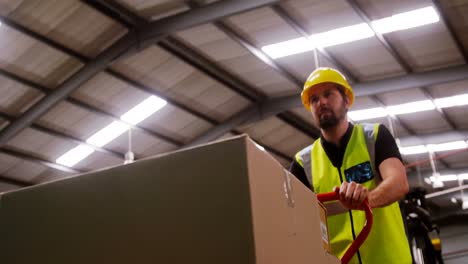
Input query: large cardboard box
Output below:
<box><xmin>0</xmin><ymin>135</ymin><xmax>338</xmax><ymax>264</ymax></box>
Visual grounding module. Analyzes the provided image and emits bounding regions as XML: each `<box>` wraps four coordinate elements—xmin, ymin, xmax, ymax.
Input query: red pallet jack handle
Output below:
<box><xmin>317</xmin><ymin>188</ymin><xmax>373</xmax><ymax>264</ymax></box>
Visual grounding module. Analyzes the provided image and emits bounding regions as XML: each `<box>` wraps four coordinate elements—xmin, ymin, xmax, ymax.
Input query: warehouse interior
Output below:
<box><xmin>0</xmin><ymin>0</ymin><xmax>467</xmax><ymax>262</ymax></box>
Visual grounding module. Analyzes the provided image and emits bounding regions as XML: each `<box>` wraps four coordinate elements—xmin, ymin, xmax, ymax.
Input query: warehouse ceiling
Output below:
<box><xmin>0</xmin><ymin>0</ymin><xmax>467</xmax><ymax>219</ymax></box>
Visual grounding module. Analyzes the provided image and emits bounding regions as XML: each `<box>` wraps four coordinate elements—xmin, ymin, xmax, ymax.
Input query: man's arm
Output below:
<box><xmin>368</xmin><ymin>157</ymin><xmax>409</xmax><ymax>208</ymax></box>
<box><xmin>338</xmin><ymin>124</ymin><xmax>409</xmax><ymax>209</ymax></box>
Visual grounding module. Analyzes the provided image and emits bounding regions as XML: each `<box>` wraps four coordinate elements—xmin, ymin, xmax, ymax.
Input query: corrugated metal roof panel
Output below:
<box><xmin>115</xmin><ymin>0</ymin><xmax>189</xmax><ymax>20</ymax></box>
<box><xmin>325</xmin><ymin>38</ymin><xmax>406</xmax><ymax>81</ymax></box>
<box><xmin>6</xmin><ymin>128</ymin><xmax>76</xmax><ymax>161</ymax></box>
<box><xmin>37</xmin><ymin>101</ymin><xmax>113</xmax><ymax>140</ymax></box>
<box><xmin>2</xmin><ymin>158</ymin><xmax>48</xmax><ymax>183</ymax></box>
<box><xmin>0</xmin><ymin>75</ymin><xmax>44</xmax><ymax>115</ymax></box>
<box><xmin>104</xmin><ymin>128</ymin><xmax>178</xmax><ymax>158</ymax></box>
<box><xmin>226</xmin><ymin>7</ymin><xmax>300</xmax><ymax>46</ymax></box>
<box><xmin>0</xmin><ymin>24</ymin><xmax>83</xmax><ymax>88</ymax></box>
<box><xmin>71</xmin><ymin>72</ymin><xmax>149</xmax><ymax>117</ymax></box>
<box><xmin>176</xmin><ymin>24</ymin><xmax>298</xmax><ymax>96</ymax></box>
<box><xmin>5</xmin><ymin>0</ymin><xmax>128</xmax><ymax>58</ymax></box>
<box><xmin>281</xmin><ymin>0</ymin><xmax>363</xmax><ymax>33</ymax></box>
<box><xmin>138</xmin><ymin>104</ymin><xmax>213</xmax><ymax>144</ymax></box>
<box><xmin>75</xmin><ymin>150</ymin><xmax>123</xmax><ymax>172</ymax></box>
<box><xmin>397</xmin><ymin>111</ymin><xmax>452</xmax><ymax>134</ymax></box>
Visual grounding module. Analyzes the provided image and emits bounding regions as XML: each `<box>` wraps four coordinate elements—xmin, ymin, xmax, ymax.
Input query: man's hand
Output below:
<box><xmin>334</xmin><ymin>181</ymin><xmax>368</xmax><ymax>210</ymax></box>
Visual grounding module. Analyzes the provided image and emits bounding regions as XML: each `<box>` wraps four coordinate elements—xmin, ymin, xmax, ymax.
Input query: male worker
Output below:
<box><xmin>290</xmin><ymin>68</ymin><xmax>412</xmax><ymax>263</ymax></box>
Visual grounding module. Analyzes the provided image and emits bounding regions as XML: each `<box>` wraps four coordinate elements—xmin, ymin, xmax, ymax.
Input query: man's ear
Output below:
<box><xmin>344</xmin><ymin>95</ymin><xmax>351</xmax><ymax>109</ymax></box>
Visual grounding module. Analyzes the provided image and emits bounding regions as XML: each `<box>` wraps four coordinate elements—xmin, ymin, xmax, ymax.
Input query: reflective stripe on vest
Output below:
<box><xmin>295</xmin><ymin>145</ymin><xmax>314</xmax><ymax>191</ymax></box>
<box><xmin>295</xmin><ymin>123</ymin><xmax>412</xmax><ymax>264</ymax></box>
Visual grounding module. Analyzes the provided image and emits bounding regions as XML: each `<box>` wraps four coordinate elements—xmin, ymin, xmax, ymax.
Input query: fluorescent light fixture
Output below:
<box><xmin>86</xmin><ymin>121</ymin><xmax>130</xmax><ymax>147</ymax></box>
<box><xmin>427</xmin><ymin>140</ymin><xmax>467</xmax><ymax>153</ymax></box>
<box><xmin>428</xmin><ymin>173</ymin><xmax>468</xmax><ymax>182</ymax></box>
<box><xmin>262</xmin><ymin>6</ymin><xmax>439</xmax><ymax>59</ymax></box>
<box><xmin>432</xmin><ymin>179</ymin><xmax>444</xmax><ymax>188</ymax></box>
<box><xmin>400</xmin><ymin>140</ymin><xmax>468</xmax><ymax>155</ymax></box>
<box><xmin>86</xmin><ymin>95</ymin><xmax>167</xmax><ymax>148</ymax></box>
<box><xmin>262</xmin><ymin>24</ymin><xmax>374</xmax><ymax>58</ymax></box>
<box><xmin>262</xmin><ymin>37</ymin><xmax>314</xmax><ymax>59</ymax></box>
<box><xmin>463</xmin><ymin>199</ymin><xmax>468</xmax><ymax>210</ymax></box>
<box><xmin>371</xmin><ymin>7</ymin><xmax>439</xmax><ymax>34</ymax></box>
<box><xmin>386</xmin><ymin>100</ymin><xmax>435</xmax><ymax>115</ymax></box>
<box><xmin>308</xmin><ymin>23</ymin><xmax>374</xmax><ymax>48</ymax></box>
<box><xmin>348</xmin><ymin>92</ymin><xmax>468</xmax><ymax>122</ymax></box>
<box><xmin>348</xmin><ymin>107</ymin><xmax>387</xmax><ymax>121</ymax></box>
<box><xmin>56</xmin><ymin>95</ymin><xmax>168</xmax><ymax>167</ymax></box>
<box><xmin>120</xmin><ymin>95</ymin><xmax>167</xmax><ymax>125</ymax></box>
<box><xmin>345</xmin><ymin>93</ymin><xmax>468</xmax><ymax>122</ymax></box>
<box><xmin>429</xmin><ymin>174</ymin><xmax>458</xmax><ymax>182</ymax></box>
<box><xmin>434</xmin><ymin>93</ymin><xmax>468</xmax><ymax>108</ymax></box>
<box><xmin>56</xmin><ymin>145</ymin><xmax>95</xmax><ymax>167</ymax></box>
<box><xmin>399</xmin><ymin>145</ymin><xmax>428</xmax><ymax>155</ymax></box>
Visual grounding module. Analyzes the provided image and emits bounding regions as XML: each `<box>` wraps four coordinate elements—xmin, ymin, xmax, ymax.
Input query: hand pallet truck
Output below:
<box><xmin>317</xmin><ymin>188</ymin><xmax>373</xmax><ymax>264</ymax></box>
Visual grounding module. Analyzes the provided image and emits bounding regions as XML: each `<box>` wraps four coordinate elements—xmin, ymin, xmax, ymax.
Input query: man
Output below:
<box><xmin>290</xmin><ymin>67</ymin><xmax>412</xmax><ymax>263</ymax></box>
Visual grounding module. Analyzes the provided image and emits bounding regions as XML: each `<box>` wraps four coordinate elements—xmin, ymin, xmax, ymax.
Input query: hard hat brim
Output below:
<box><xmin>301</xmin><ymin>82</ymin><xmax>354</xmax><ymax>110</ymax></box>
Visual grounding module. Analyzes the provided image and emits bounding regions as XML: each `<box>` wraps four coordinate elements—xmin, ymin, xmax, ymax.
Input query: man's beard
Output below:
<box><xmin>317</xmin><ymin>102</ymin><xmax>347</xmax><ymax>130</ymax></box>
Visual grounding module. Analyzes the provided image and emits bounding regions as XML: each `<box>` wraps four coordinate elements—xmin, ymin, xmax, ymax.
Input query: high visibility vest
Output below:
<box><xmin>295</xmin><ymin>123</ymin><xmax>412</xmax><ymax>264</ymax></box>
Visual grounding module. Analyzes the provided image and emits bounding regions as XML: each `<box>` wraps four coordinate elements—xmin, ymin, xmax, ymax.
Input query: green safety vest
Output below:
<box><xmin>295</xmin><ymin>123</ymin><xmax>412</xmax><ymax>264</ymax></box>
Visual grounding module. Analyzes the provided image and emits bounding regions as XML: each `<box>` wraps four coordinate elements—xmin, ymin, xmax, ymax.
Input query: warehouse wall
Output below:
<box><xmin>440</xmin><ymin>224</ymin><xmax>468</xmax><ymax>264</ymax></box>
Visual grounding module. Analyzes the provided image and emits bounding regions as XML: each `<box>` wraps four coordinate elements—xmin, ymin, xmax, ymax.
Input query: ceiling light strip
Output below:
<box><xmin>56</xmin><ymin>95</ymin><xmax>167</xmax><ymax>167</ymax></box>
<box><xmin>262</xmin><ymin>6</ymin><xmax>439</xmax><ymax>59</ymax></box>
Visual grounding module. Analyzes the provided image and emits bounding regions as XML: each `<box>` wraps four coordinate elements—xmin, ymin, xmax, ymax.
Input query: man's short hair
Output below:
<box><xmin>335</xmin><ymin>84</ymin><xmax>347</xmax><ymax>101</ymax></box>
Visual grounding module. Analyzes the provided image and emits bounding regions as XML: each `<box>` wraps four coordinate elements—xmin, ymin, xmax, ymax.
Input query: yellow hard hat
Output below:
<box><xmin>301</xmin><ymin>67</ymin><xmax>354</xmax><ymax>110</ymax></box>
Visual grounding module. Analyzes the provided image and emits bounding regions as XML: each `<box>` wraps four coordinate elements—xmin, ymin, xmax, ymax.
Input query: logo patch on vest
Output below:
<box><xmin>344</xmin><ymin>161</ymin><xmax>374</xmax><ymax>184</ymax></box>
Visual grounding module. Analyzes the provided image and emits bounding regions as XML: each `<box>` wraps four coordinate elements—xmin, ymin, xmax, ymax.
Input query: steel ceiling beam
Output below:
<box><xmin>0</xmin><ymin>69</ymin><xmax>183</xmax><ymax>146</ymax></box>
<box><xmin>184</xmin><ymin>3</ymin><xmax>320</xmax><ymax>140</ymax></box>
<box><xmin>346</xmin><ymin>0</ymin><xmax>412</xmax><ymax>72</ymax></box>
<box><xmin>270</xmin><ymin>3</ymin><xmax>420</xmax><ymax>138</ymax></box>
<box><xmin>271</xmin><ymin>4</ymin><xmax>358</xmax><ymax>82</ymax></box>
<box><xmin>344</xmin><ymin>0</ymin><xmax>418</xmax><ymax>135</ymax></box>
<box><xmin>0</xmin><ymin>111</ymin><xmax>125</xmax><ymax>159</ymax></box>
<box><xmin>185</xmin><ymin>94</ymin><xmax>308</xmax><ymax>147</ymax></box>
<box><xmin>0</xmin><ymin>0</ymin><xmax>279</xmax><ymax>148</ymax></box>
<box><xmin>91</xmin><ymin>0</ymin><xmax>303</xmax><ymax>158</ymax></box>
<box><xmin>0</xmin><ymin>16</ymin><xmax>89</xmax><ymax>62</ymax></box>
<box><xmin>369</xmin><ymin>96</ymin><xmax>416</xmax><ymax>135</ymax></box>
<box><xmin>0</xmin><ymin>176</ymin><xmax>31</xmax><ymax>187</ymax></box>
<box><xmin>160</xmin><ymin>37</ymin><xmax>320</xmax><ymax>139</ymax></box>
<box><xmin>213</xmin><ymin>22</ymin><xmax>303</xmax><ymax>87</ymax></box>
<box><xmin>137</xmin><ymin>0</ymin><xmax>279</xmax><ymax>51</ymax></box>
<box><xmin>81</xmin><ymin>0</ymin><xmax>146</xmax><ymax>27</ymax></box>
<box><xmin>431</xmin><ymin>0</ymin><xmax>468</xmax><ymax>63</ymax></box>
<box><xmin>2</xmin><ymin>13</ymin><xmax>218</xmax><ymax>129</ymax></box>
<box><xmin>347</xmin><ymin>0</ymin><xmax>458</xmax><ymax>132</ymax></box>
<box><xmin>159</xmin><ymin>37</ymin><xmax>264</xmax><ymax>101</ymax></box>
<box><xmin>183</xmin><ymin>5</ymin><xmax>321</xmax><ymax>139</ymax></box>
<box><xmin>186</xmin><ymin>64</ymin><xmax>468</xmax><ymax>145</ymax></box>
<box><xmin>85</xmin><ymin>1</ymin><xmax>302</xmax><ymax>157</ymax></box>
<box><xmin>0</xmin><ymin>15</ymin><xmax>189</xmax><ymax>146</ymax></box>
<box><xmin>1</xmin><ymin>1</ymin><xmax>293</xmax><ymax>163</ymax></box>
<box><xmin>399</xmin><ymin>130</ymin><xmax>468</xmax><ymax>146</ymax></box>
<box><xmin>352</xmin><ymin>64</ymin><xmax>468</xmax><ymax>97</ymax></box>
<box><xmin>0</xmin><ymin>147</ymin><xmax>81</xmax><ymax>174</ymax></box>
